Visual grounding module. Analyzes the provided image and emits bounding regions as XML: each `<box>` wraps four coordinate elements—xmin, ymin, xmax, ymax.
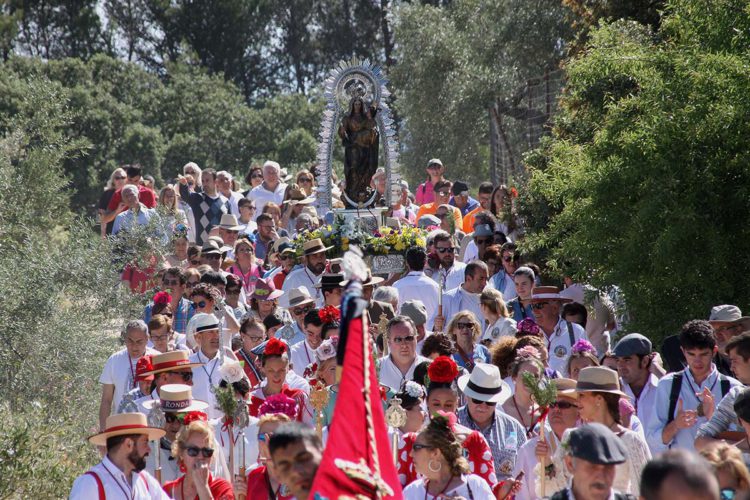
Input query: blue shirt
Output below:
<box><xmin>144</xmin><ymin>297</ymin><xmax>195</xmax><ymax>334</ymax></box>
<box><xmin>506</xmin><ymin>297</ymin><xmax>534</xmax><ymax>323</ymax></box>
<box><xmin>452</xmin><ymin>344</ymin><xmax>491</xmax><ymax>371</ymax></box>
<box><xmin>647</xmin><ymin>364</ymin><xmax>740</xmax><ymax>453</ymax></box>
<box><xmin>450</xmin><ymin>196</ymin><xmax>480</xmax><ymax>217</ymax></box>
<box><xmin>457</xmin><ymin>405</ymin><xmax>527</xmax><ymax>479</ymax></box>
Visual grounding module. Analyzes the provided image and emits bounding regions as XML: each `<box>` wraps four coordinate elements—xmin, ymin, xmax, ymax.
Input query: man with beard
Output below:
<box><xmin>430</xmin><ymin>230</ymin><xmax>466</xmax><ymax>292</ymax></box>
<box><xmin>70</xmin><ymin>413</ymin><xmax>169</xmax><ymax>499</ymax></box>
<box><xmin>269</xmin><ymin>422</ymin><xmax>324</xmax><ymax>500</ymax></box>
<box><xmin>282</xmin><ymin>238</ymin><xmax>330</xmax><ymax>306</ymax></box>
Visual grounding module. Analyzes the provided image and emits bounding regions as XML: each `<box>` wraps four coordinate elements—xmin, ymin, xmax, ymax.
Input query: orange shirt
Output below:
<box><xmin>462</xmin><ymin>205</ymin><xmax>483</xmax><ymax>233</ymax></box>
<box><xmin>416</xmin><ymin>203</ymin><xmax>463</xmax><ymax>229</ymax></box>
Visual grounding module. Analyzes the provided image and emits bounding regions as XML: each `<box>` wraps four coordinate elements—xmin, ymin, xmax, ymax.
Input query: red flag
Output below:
<box><xmin>310</xmin><ymin>296</ymin><xmax>403</xmax><ymax>499</ymax></box>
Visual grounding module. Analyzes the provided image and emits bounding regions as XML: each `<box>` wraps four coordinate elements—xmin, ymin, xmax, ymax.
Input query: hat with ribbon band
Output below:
<box><xmin>143</xmin><ymin>384</ymin><xmax>209</xmax><ymax>413</ymax></box>
<box><xmin>88</xmin><ymin>413</ymin><xmax>165</xmax><ymax>447</ymax></box>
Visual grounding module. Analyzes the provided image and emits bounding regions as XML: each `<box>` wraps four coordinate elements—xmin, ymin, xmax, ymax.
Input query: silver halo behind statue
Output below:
<box><xmin>315</xmin><ymin>58</ymin><xmax>401</xmax><ymax>214</ymax></box>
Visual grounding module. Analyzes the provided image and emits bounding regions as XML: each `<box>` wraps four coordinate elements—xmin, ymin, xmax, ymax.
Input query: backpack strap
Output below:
<box><xmin>667</xmin><ymin>372</ymin><xmax>684</xmax><ymax>424</ymax></box>
<box><xmin>566</xmin><ymin>321</ymin><xmax>575</xmax><ymax>347</ymax></box>
<box><xmin>85</xmin><ymin>471</ymin><xmax>105</xmax><ymax>500</ymax></box>
<box><xmin>720</xmin><ymin>375</ymin><xmax>731</xmax><ymax>398</ymax></box>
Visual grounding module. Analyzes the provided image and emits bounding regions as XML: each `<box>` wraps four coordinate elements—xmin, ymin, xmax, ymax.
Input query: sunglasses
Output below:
<box><xmin>502</xmin><ymin>256</ymin><xmax>515</xmax><ymax>262</ymax></box>
<box><xmin>550</xmin><ymin>401</ymin><xmax>577</xmax><ymax>410</ymax></box>
<box><xmin>471</xmin><ymin>398</ymin><xmax>497</xmax><ymax>406</ymax></box>
<box><xmin>193</xmin><ymin>300</ymin><xmax>207</xmax><ymax>309</ymax></box>
<box><xmin>292</xmin><ymin>306</ymin><xmax>313</xmax><ymax>316</ymax></box>
<box><xmin>178</xmin><ymin>371</ymin><xmax>193</xmax><ymax>382</ymax></box>
<box><xmin>251</xmin><ymin>173</ymin><xmax>264</xmax><ymax>179</ymax></box>
<box><xmin>163</xmin><ymin>278</ymin><xmax>180</xmax><ymax>286</ymax></box>
<box><xmin>114</xmin><ymin>175</ymin><xmax>126</xmax><ymax>180</ymax></box>
<box><xmin>436</xmin><ymin>247</ymin><xmax>454</xmax><ymax>254</ymax></box>
<box><xmin>456</xmin><ymin>322</ymin><xmax>473</xmax><ymax>330</ymax></box>
<box><xmin>299</xmin><ymin>177</ymin><xmax>313</xmax><ymax>183</ymax></box>
<box><xmin>532</xmin><ymin>302</ymin><xmax>549</xmax><ymax>310</ymax></box>
<box><xmin>257</xmin><ymin>432</ymin><xmax>274</xmax><ymax>442</ymax></box>
<box><xmin>412</xmin><ymin>443</ymin><xmax>433</xmax><ymax>451</ymax></box>
<box><xmin>186</xmin><ymin>280</ymin><xmax>200</xmax><ymax>287</ymax></box>
<box><xmin>165</xmin><ymin>414</ymin><xmax>181</xmax><ymax>424</ymax></box>
<box><xmin>204</xmin><ymin>254</ymin><xmax>222</xmax><ymax>260</ymax></box>
<box><xmin>391</xmin><ymin>335</ymin><xmax>415</xmax><ymax>344</ymax></box>
<box><xmin>185</xmin><ymin>446</ymin><xmax>214</xmax><ymax>458</ymax></box>
<box><xmin>475</xmin><ymin>238</ymin><xmax>492</xmax><ymax>245</ymax></box>
<box><xmin>436</xmin><ymin>191</ymin><xmax>450</xmax><ymax>197</ymax></box>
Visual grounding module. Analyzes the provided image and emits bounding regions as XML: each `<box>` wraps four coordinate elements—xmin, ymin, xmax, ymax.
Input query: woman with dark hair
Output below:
<box><xmin>228</xmin><ymin>238</ymin><xmax>262</xmax><ymax>296</ymax></box>
<box><xmin>235</xmin><ymin>317</ymin><xmax>266</xmax><ymax>387</ymax></box>
<box><xmin>243</xmin><ymin>165</ymin><xmax>264</xmax><ymax>195</ymax></box>
<box><xmin>489</xmin><ymin>184</ymin><xmax>518</xmax><ymax>237</ymax></box>
<box><xmin>549</xmin><ymin>366</ymin><xmax>652</xmax><ymax>496</ymax></box>
<box><xmin>224</xmin><ymin>274</ymin><xmax>247</xmax><ymax>321</ymax></box>
<box><xmin>403</xmin><ymin>413</ymin><xmax>494</xmax><ymax>499</ymax></box>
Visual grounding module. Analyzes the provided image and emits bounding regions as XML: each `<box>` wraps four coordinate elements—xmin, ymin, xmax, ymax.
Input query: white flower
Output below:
<box><xmin>219</xmin><ymin>359</ymin><xmax>245</xmax><ymax>384</ymax></box>
<box><xmin>315</xmin><ymin>339</ymin><xmax>337</xmax><ymax>362</ymax></box>
<box><xmin>404</xmin><ymin>381</ymin><xmax>424</xmax><ymax>399</ymax></box>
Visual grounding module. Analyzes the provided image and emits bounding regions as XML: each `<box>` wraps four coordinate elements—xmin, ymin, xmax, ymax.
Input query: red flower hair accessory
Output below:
<box><xmin>183</xmin><ymin>411</ymin><xmax>207</xmax><ymax>425</ymax></box>
<box><xmin>427</xmin><ymin>356</ymin><xmax>459</xmax><ymax>384</ymax></box>
<box><xmin>153</xmin><ymin>291</ymin><xmax>172</xmax><ymax>306</ymax></box>
<box><xmin>435</xmin><ymin>410</ymin><xmax>458</xmax><ymax>431</ymax></box>
<box><xmin>318</xmin><ymin>306</ymin><xmax>340</xmax><ymax>324</ymax></box>
<box><xmin>264</xmin><ymin>338</ymin><xmax>287</xmax><ymax>357</ymax></box>
<box><xmin>258</xmin><ymin>394</ymin><xmax>298</xmax><ymax>419</ymax></box>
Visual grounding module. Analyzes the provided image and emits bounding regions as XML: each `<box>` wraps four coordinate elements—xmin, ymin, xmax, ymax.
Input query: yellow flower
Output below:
<box><xmin>394</xmin><ymin>242</ymin><xmax>405</xmax><ymax>251</ymax></box>
<box><xmin>415</xmin><ymin>237</ymin><xmax>426</xmax><ymax>247</ymax></box>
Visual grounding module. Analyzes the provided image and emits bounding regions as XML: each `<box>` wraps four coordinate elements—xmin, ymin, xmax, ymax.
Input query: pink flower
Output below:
<box><xmin>571</xmin><ymin>339</ymin><xmax>596</xmax><ymax>355</ymax></box>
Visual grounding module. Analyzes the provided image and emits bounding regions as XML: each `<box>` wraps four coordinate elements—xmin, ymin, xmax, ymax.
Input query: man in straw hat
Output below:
<box><xmin>282</xmin><ymin>237</ymin><xmax>331</xmax><ymax>306</ymax></box>
<box><xmin>513</xmin><ymin>378</ymin><xmax>581</xmax><ymax>500</ymax></box>
<box><xmin>647</xmin><ymin>320</ymin><xmax>740</xmax><ymax>454</ymax></box>
<box><xmin>216</xmin><ymin>213</ymin><xmax>243</xmax><ymax>257</ymax></box>
<box><xmin>281</xmin><ymin>287</ymin><xmax>315</xmax><ymax>345</ymax></box>
<box><xmin>531</xmin><ymin>285</ymin><xmax>588</xmax><ymax>374</ymax></box>
<box><xmin>132</xmin><ymin>351</ymin><xmax>203</xmax><ymax>415</ymax></box>
<box><xmin>549</xmin><ymin>423</ymin><xmax>635</xmax><ymax>500</ymax></box>
<box><xmin>709</xmin><ymin>305</ymin><xmax>750</xmax><ymax>373</ymax></box>
<box><xmin>456</xmin><ymin>362</ymin><xmax>526</xmax><ymax>479</ymax></box>
<box><xmin>69</xmin><ymin>413</ymin><xmax>168</xmax><ymax>499</ymax></box>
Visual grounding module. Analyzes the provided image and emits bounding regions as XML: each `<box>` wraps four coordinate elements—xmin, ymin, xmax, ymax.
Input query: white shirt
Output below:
<box><xmin>99</xmin><ymin>348</ymin><xmax>159</xmax><ymax>414</ymax></box>
<box><xmin>393</xmin><ymin>271</ymin><xmax>440</xmax><ymax>330</ymax></box>
<box><xmin>463</xmin><ymin>240</ymin><xmax>478</xmax><ymax>263</ymax></box>
<box><xmin>621</xmin><ymin>373</ymin><xmax>661</xmax><ymax>453</ymax></box>
<box><xmin>144</xmin><ymin>444</ymin><xmax>180</xmax><ymax>484</ymax></box>
<box><xmin>402</xmin><ymin>474</ymin><xmax>493</xmax><ymax>500</ymax></box>
<box><xmin>248</xmin><ymin>182</ymin><xmax>287</xmax><ymax>221</ymax></box>
<box><xmin>190</xmin><ymin>350</ymin><xmax>223</xmax><ymax>419</ymax></box>
<box><xmin>378</xmin><ymin>354</ymin><xmax>430</xmax><ymax>392</ymax></box>
<box><xmin>290</xmin><ymin>339</ymin><xmax>317</xmax><ymax>376</ymax></box>
<box><xmin>221</xmin><ymin>190</ymin><xmax>245</xmax><ymax>217</ymax></box>
<box><xmin>431</xmin><ymin>261</ymin><xmax>467</xmax><ymax>292</ymax></box>
<box><xmin>441</xmin><ymin>285</ymin><xmax>485</xmax><ymax>327</ymax></box>
<box><xmin>282</xmin><ymin>266</ymin><xmax>324</xmax><ymax>307</ymax></box>
<box><xmin>69</xmin><ymin>455</ymin><xmax>169</xmax><ymax>500</ymax></box>
<box><xmin>212</xmin><ymin>416</ymin><xmax>260</xmax><ymax>476</ymax></box>
<box><xmin>544</xmin><ymin>318</ymin><xmax>588</xmax><ymax>374</ymax></box>
<box><xmin>482</xmin><ymin>316</ymin><xmax>517</xmax><ymax>345</ymax></box>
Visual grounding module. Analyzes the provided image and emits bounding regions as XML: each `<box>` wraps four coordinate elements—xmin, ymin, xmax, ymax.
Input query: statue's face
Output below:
<box><xmin>353</xmin><ymin>99</ymin><xmax>363</xmax><ymax>112</ymax></box>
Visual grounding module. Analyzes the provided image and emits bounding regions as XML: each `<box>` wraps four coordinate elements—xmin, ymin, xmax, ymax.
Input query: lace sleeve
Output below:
<box><xmin>623</xmin><ymin>430</ymin><xmax>652</xmax><ymax>496</ymax></box>
<box><xmin>536</xmin><ymin>429</ymin><xmax>570</xmax><ymax>497</ymax></box>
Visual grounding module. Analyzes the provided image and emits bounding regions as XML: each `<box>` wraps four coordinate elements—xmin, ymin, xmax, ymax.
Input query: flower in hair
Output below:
<box><xmin>153</xmin><ymin>291</ymin><xmax>172</xmax><ymax>306</ymax></box>
<box><xmin>183</xmin><ymin>411</ymin><xmax>207</xmax><ymax>425</ymax></box>
<box><xmin>258</xmin><ymin>394</ymin><xmax>298</xmax><ymax>419</ymax></box>
<box><xmin>517</xmin><ymin>318</ymin><xmax>541</xmax><ymax>337</ymax></box>
<box><xmin>427</xmin><ymin>356</ymin><xmax>459</xmax><ymax>384</ymax></box>
<box><xmin>434</xmin><ymin>410</ymin><xmax>458</xmax><ymax>432</ymax></box>
<box><xmin>315</xmin><ymin>337</ymin><xmax>338</xmax><ymax>363</ymax></box>
<box><xmin>571</xmin><ymin>339</ymin><xmax>596</xmax><ymax>355</ymax></box>
<box><xmin>516</xmin><ymin>345</ymin><xmax>541</xmax><ymax>360</ymax></box>
<box><xmin>404</xmin><ymin>381</ymin><xmax>425</xmax><ymax>399</ymax></box>
<box><xmin>219</xmin><ymin>359</ymin><xmax>245</xmax><ymax>384</ymax></box>
<box><xmin>264</xmin><ymin>338</ymin><xmax>287</xmax><ymax>357</ymax></box>
<box><xmin>318</xmin><ymin>306</ymin><xmax>340</xmax><ymax>325</ymax></box>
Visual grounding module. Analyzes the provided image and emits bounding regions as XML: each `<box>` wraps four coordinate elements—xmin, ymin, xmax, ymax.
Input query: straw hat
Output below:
<box><xmin>143</xmin><ymin>384</ymin><xmax>209</xmax><ymax>413</ymax></box>
<box><xmin>552</xmin><ymin>378</ymin><xmax>578</xmax><ymax>399</ymax></box>
<box><xmin>88</xmin><ymin>413</ymin><xmax>165</xmax><ymax>446</ymax></box>
<box><xmin>218</xmin><ymin>214</ymin><xmax>243</xmax><ymax>231</ymax></box>
<box><xmin>457</xmin><ymin>363</ymin><xmax>511</xmax><ymax>404</ymax></box>
<box><xmin>709</xmin><ymin>305</ymin><xmax>750</xmax><ymax>326</ymax></box>
<box><xmin>186</xmin><ymin>313</ymin><xmax>220</xmax><ymax>347</ymax></box>
<box><xmin>575</xmin><ymin>366</ymin><xmax>628</xmax><ymax>397</ymax></box>
<box><xmin>531</xmin><ymin>286</ymin><xmax>572</xmax><ymax>304</ymax></box>
<box><xmin>286</xmin><ymin>287</ymin><xmax>315</xmax><ymax>308</ymax></box>
<box><xmin>302</xmin><ymin>238</ymin><xmax>332</xmax><ymax>256</ymax></box>
<box><xmin>142</xmin><ymin>351</ymin><xmax>203</xmax><ymax>376</ymax></box>
<box><xmin>338</xmin><ymin>272</ymin><xmax>384</xmax><ymax>288</ymax></box>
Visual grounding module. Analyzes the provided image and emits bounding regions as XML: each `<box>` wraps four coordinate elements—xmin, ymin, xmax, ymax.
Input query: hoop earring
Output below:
<box><xmin>428</xmin><ymin>459</ymin><xmax>442</xmax><ymax>473</ymax></box>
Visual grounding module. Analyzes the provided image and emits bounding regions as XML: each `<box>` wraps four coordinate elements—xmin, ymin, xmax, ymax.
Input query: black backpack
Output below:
<box><xmin>666</xmin><ymin>370</ymin><xmax>731</xmax><ymax>424</ymax></box>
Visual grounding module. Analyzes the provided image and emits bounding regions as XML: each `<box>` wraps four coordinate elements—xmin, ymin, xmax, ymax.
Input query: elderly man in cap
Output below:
<box><xmin>695</xmin><ymin>332</ymin><xmax>750</xmax><ymax>451</ymax></box>
<box><xmin>282</xmin><ymin>238</ymin><xmax>330</xmax><ymax>306</ymax></box>
<box><xmin>513</xmin><ymin>378</ymin><xmax>581</xmax><ymax>500</ymax></box>
<box><xmin>449</xmin><ymin>180</ymin><xmax>479</xmax><ymax>217</ymax></box>
<box><xmin>248</xmin><ymin>160</ymin><xmax>287</xmax><ymax>220</ymax></box>
<box><xmin>613</xmin><ymin>333</ymin><xmax>663</xmax><ymax>451</ymax></box>
<box><xmin>99</xmin><ymin>320</ymin><xmax>159</xmax><ymax>432</ymax></box>
<box><xmin>457</xmin><ymin>362</ymin><xmax>526</xmax><ymax>479</ymax></box>
<box><xmin>281</xmin><ymin>287</ymin><xmax>315</xmax><ymax>345</ymax></box>
<box><xmin>178</xmin><ymin>168</ymin><xmax>230</xmax><ymax>245</ymax></box>
<box><xmin>216</xmin><ymin>213</ymin><xmax>243</xmax><ymax>255</ymax></box>
<box><xmin>70</xmin><ymin>413</ymin><xmax>168</xmax><ymax>499</ymax></box>
<box><xmin>112</xmin><ymin>184</ymin><xmax>156</xmax><ymax>235</ymax></box>
<box><xmin>401</xmin><ymin>299</ymin><xmax>432</xmax><ymax>352</ymax></box>
<box><xmin>531</xmin><ymin>286</ymin><xmax>589</xmax><ymax>374</ymax></box>
<box><xmin>709</xmin><ymin>304</ymin><xmax>750</xmax><ymax>375</ymax></box>
<box><xmin>550</xmin><ymin>423</ymin><xmax>635</xmax><ymax>500</ymax></box>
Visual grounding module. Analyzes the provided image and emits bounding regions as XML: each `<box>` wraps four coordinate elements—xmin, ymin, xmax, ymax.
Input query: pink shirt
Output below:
<box><xmin>416</xmin><ymin>180</ymin><xmax>435</xmax><ymax>205</ymax></box>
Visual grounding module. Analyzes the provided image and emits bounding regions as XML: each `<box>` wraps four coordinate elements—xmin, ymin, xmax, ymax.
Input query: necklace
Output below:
<box><xmin>102</xmin><ymin>460</ymin><xmax>135</xmax><ymax>499</ymax></box>
<box><xmin>425</xmin><ymin>475</ymin><xmax>454</xmax><ymax>499</ymax></box>
<box><xmin>198</xmin><ymin>351</ymin><xmax>219</xmax><ymax>385</ymax></box>
<box><xmin>303</xmin><ymin>268</ymin><xmax>321</xmax><ymax>300</ymax></box>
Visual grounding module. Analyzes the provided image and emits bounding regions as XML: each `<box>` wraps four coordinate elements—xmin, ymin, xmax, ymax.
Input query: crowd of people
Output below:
<box><xmin>71</xmin><ymin>158</ymin><xmax>750</xmax><ymax>499</ymax></box>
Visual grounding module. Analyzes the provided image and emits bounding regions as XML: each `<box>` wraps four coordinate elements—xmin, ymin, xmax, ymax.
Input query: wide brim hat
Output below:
<box><xmin>286</xmin><ymin>287</ymin><xmax>315</xmax><ymax>308</ymax></box>
<box><xmin>143</xmin><ymin>383</ymin><xmax>209</xmax><ymax>413</ymax></box>
<box><xmin>457</xmin><ymin>363</ymin><xmax>512</xmax><ymax>404</ymax></box>
<box><xmin>709</xmin><ymin>305</ymin><xmax>750</xmax><ymax>326</ymax></box>
<box><xmin>302</xmin><ymin>238</ymin><xmax>332</xmax><ymax>256</ymax></box>
<box><xmin>575</xmin><ymin>366</ymin><xmax>629</xmax><ymax>397</ymax></box>
<box><xmin>252</xmin><ymin>277</ymin><xmax>284</xmax><ymax>301</ymax></box>
<box><xmin>208</xmin><ymin>236</ymin><xmax>233</xmax><ymax>252</ymax></box>
<box><xmin>316</xmin><ymin>273</ymin><xmax>345</xmax><ymax>289</ymax></box>
<box><xmin>218</xmin><ymin>214</ymin><xmax>243</xmax><ymax>231</ymax></box>
<box><xmin>89</xmin><ymin>413</ymin><xmax>165</xmax><ymax>446</ymax></box>
<box><xmin>186</xmin><ymin>313</ymin><xmax>220</xmax><ymax>347</ymax></box>
<box><xmin>552</xmin><ymin>378</ymin><xmax>579</xmax><ymax>399</ymax></box>
<box><xmin>143</xmin><ymin>350</ymin><xmax>203</xmax><ymax>376</ymax></box>
<box><xmin>531</xmin><ymin>286</ymin><xmax>573</xmax><ymax>304</ymax></box>
<box><xmin>339</xmin><ymin>273</ymin><xmax>384</xmax><ymax>288</ymax></box>
<box><xmin>269</xmin><ymin>237</ymin><xmax>294</xmax><ymax>260</ymax></box>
